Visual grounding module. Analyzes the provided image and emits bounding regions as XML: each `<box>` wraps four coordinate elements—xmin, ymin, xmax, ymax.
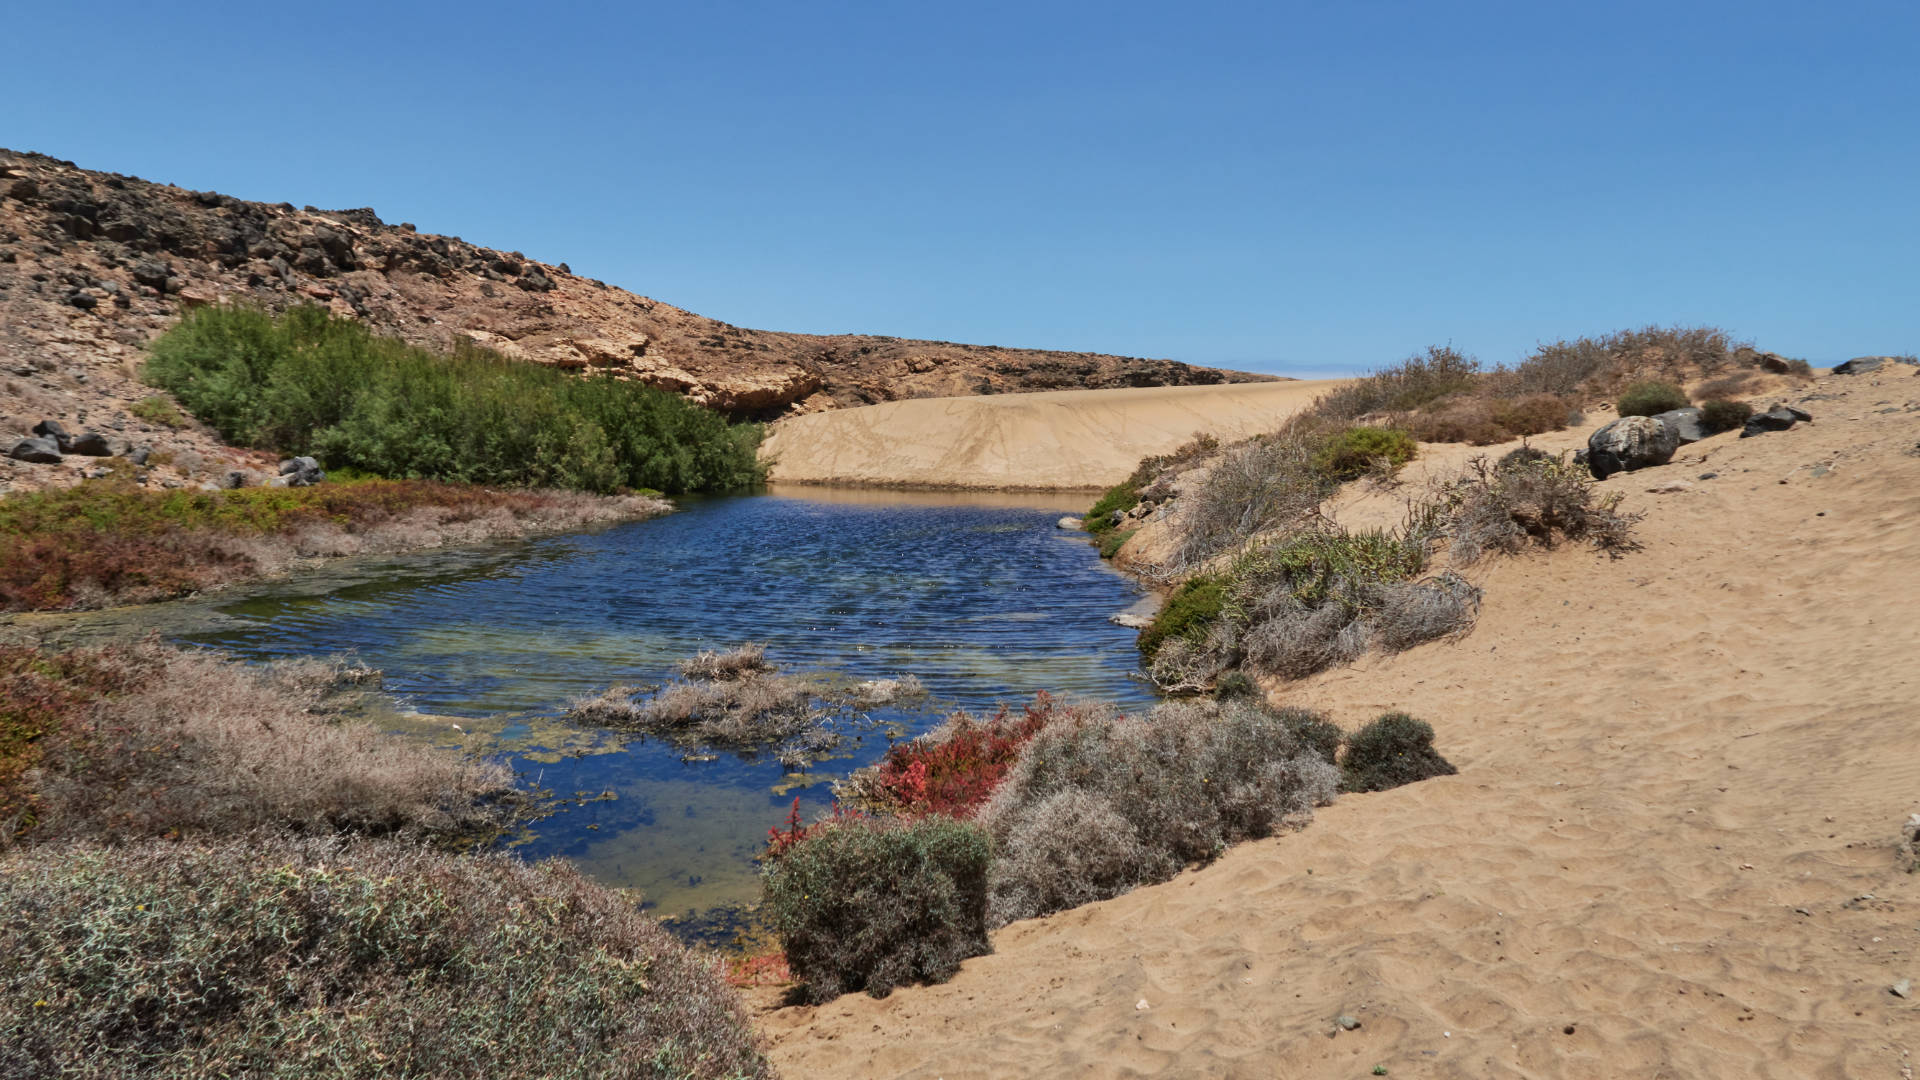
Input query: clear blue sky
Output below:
<box><xmin>4</xmin><ymin>1</ymin><xmax>1914</xmax><ymax>376</ymax></box>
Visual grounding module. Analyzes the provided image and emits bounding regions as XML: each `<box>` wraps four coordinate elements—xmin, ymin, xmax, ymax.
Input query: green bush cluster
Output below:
<box><xmin>1082</xmin><ymin>480</ymin><xmax>1140</xmax><ymax>551</ymax></box>
<box><xmin>761</xmin><ymin>814</ymin><xmax>992</xmax><ymax>1003</ymax></box>
<box><xmin>144</xmin><ymin>305</ymin><xmax>763</xmax><ymax>494</ymax></box>
<box><xmin>0</xmin><ymin>836</ymin><xmax>771</xmax><ymax>1080</ymax></box>
<box><xmin>1313</xmin><ymin>426</ymin><xmax>1417</xmax><ymax>482</ymax></box>
<box><xmin>128</xmin><ymin>394</ymin><xmax>190</xmax><ymax>429</ymax></box>
<box><xmin>1341</xmin><ymin>712</ymin><xmax>1458</xmax><ymax>792</ymax></box>
<box><xmin>1699</xmin><ymin>398</ymin><xmax>1753</xmax><ymax>434</ymax></box>
<box><xmin>1615</xmin><ymin>380</ymin><xmax>1690</xmax><ymax>417</ymax></box>
<box><xmin>1137</xmin><ymin>575</ymin><xmax>1226</xmax><ymax>662</ymax></box>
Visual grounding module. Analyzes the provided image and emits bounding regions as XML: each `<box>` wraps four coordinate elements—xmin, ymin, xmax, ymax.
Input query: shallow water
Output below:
<box><xmin>151</xmin><ymin>487</ymin><xmax>1157</xmax><ymax>924</ymax></box>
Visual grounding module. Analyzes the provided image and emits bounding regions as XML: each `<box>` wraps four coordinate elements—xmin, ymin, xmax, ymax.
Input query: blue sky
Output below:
<box><xmin>4</xmin><ymin>1</ymin><xmax>1914</xmax><ymax>376</ymax></box>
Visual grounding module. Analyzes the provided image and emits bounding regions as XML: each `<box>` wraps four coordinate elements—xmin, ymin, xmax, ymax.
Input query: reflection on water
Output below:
<box><xmin>22</xmin><ymin>486</ymin><xmax>1156</xmax><ymax>923</ymax></box>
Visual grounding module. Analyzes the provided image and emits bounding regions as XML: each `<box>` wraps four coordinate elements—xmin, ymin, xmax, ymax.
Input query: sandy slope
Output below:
<box><xmin>757</xmin><ymin>369</ymin><xmax>1920</xmax><ymax>1078</ymax></box>
<box><xmin>759</xmin><ymin>381</ymin><xmax>1343</xmax><ymax>490</ymax></box>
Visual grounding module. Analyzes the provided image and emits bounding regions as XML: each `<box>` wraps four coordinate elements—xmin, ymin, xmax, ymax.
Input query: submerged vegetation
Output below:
<box><xmin>569</xmin><ymin>645</ymin><xmax>926</xmax><ymax>767</ymax></box>
<box><xmin>0</xmin><ymin>477</ymin><xmax>666</xmax><ymax>611</ymax></box>
<box><xmin>145</xmin><ymin>304</ymin><xmax>764</xmax><ymax>494</ymax></box>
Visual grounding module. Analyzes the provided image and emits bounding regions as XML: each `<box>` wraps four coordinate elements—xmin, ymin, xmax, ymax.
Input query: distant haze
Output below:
<box><xmin>4</xmin><ymin>1</ymin><xmax>1914</xmax><ymax>373</ymax></box>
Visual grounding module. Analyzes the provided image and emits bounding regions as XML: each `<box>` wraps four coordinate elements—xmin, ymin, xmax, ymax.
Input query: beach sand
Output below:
<box><xmin>760</xmin><ymin>380</ymin><xmax>1344</xmax><ymax>490</ymax></box>
<box><xmin>756</xmin><ymin>369</ymin><xmax>1920</xmax><ymax>1078</ymax></box>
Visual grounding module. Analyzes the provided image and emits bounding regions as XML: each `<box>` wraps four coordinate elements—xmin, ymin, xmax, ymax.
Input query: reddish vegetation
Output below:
<box><xmin>0</xmin><ymin>645</ymin><xmax>138</xmax><ymax>837</ymax></box>
<box><xmin>0</xmin><ymin>478</ymin><xmax>665</xmax><ymax>611</ymax></box>
<box><xmin>765</xmin><ymin>798</ymin><xmax>868</xmax><ymax>860</ymax></box>
<box><xmin>865</xmin><ymin>694</ymin><xmax>1060</xmax><ymax>817</ymax></box>
<box><xmin>722</xmin><ymin>949</ymin><xmax>795</xmax><ymax>989</ymax></box>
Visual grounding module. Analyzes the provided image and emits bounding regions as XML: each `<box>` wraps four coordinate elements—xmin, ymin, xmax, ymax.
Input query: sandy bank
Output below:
<box><xmin>758</xmin><ymin>368</ymin><xmax>1920</xmax><ymax>1077</ymax></box>
<box><xmin>760</xmin><ymin>381</ymin><xmax>1344</xmax><ymax>490</ymax></box>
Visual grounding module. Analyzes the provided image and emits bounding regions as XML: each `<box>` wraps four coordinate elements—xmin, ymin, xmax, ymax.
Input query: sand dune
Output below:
<box><xmin>756</xmin><ymin>369</ymin><xmax>1920</xmax><ymax>1078</ymax></box>
<box><xmin>760</xmin><ymin>381</ymin><xmax>1343</xmax><ymax>490</ymax></box>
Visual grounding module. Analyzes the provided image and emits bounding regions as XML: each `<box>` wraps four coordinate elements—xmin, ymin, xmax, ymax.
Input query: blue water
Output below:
<box><xmin>179</xmin><ymin>487</ymin><xmax>1156</xmax><ymax>924</ymax></box>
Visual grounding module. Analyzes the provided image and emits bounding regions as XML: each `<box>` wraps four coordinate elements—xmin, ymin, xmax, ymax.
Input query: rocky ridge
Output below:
<box><xmin>0</xmin><ymin>148</ymin><xmax>1270</xmax><ymax>491</ymax></box>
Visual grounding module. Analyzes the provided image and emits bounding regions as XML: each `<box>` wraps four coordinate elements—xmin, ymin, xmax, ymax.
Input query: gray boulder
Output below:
<box><xmin>1587</xmin><ymin>415</ymin><xmax>1680</xmax><ymax>480</ymax></box>
<box><xmin>277</xmin><ymin>456</ymin><xmax>325</xmax><ymax>487</ymax></box>
<box><xmin>1653</xmin><ymin>407</ymin><xmax>1707</xmax><ymax>446</ymax></box>
<box><xmin>31</xmin><ymin>419</ymin><xmax>70</xmax><ymax>446</ymax></box>
<box><xmin>1833</xmin><ymin>357</ymin><xmax>1886</xmax><ymax>376</ymax></box>
<box><xmin>8</xmin><ymin>437</ymin><xmax>63</xmax><ymax>464</ymax></box>
<box><xmin>65</xmin><ymin>432</ymin><xmax>115</xmax><ymax>456</ymax></box>
<box><xmin>1741</xmin><ymin>404</ymin><xmax>1812</xmax><ymax>438</ymax></box>
<box><xmin>128</xmin><ymin>446</ymin><xmax>151</xmax><ymax>466</ymax></box>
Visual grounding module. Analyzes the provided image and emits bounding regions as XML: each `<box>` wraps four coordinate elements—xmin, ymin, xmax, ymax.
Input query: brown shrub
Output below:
<box><xmin>0</xmin><ymin>834</ymin><xmax>770</xmax><ymax>1079</ymax></box>
<box><xmin>1490</xmin><ymin>393</ymin><xmax>1579</xmax><ymax>436</ymax></box>
<box><xmin>2</xmin><ymin>642</ymin><xmax>514</xmax><ymax>848</ymax></box>
<box><xmin>679</xmin><ymin>643</ymin><xmax>773</xmax><ymax>681</ymax></box>
<box><xmin>1174</xmin><ymin>435</ymin><xmax>1329</xmax><ymax>568</ymax></box>
<box><xmin>1443</xmin><ymin>454</ymin><xmax>1641</xmax><ymax>562</ymax></box>
<box><xmin>1403</xmin><ymin>396</ymin><xmax>1507</xmax><ymax>445</ymax></box>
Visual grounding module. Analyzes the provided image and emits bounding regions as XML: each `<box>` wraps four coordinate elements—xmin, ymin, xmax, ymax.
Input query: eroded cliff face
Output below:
<box><xmin>0</xmin><ymin>148</ymin><xmax>1269</xmax><ymax>427</ymax></box>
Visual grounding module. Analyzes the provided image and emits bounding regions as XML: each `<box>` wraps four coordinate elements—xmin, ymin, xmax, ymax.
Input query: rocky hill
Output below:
<box><xmin>0</xmin><ymin>149</ymin><xmax>1268</xmax><ymax>425</ymax></box>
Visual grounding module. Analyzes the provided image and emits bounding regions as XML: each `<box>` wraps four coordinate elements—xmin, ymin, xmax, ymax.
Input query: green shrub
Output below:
<box><xmin>980</xmin><ymin>698</ymin><xmax>1339</xmax><ymax>925</ymax></box>
<box><xmin>1137</xmin><ymin>576</ymin><xmax>1226</xmax><ymax>661</ymax></box>
<box><xmin>1699</xmin><ymin>399</ymin><xmax>1753</xmax><ymax>434</ymax></box>
<box><xmin>762</xmin><ymin>814</ymin><xmax>992</xmax><ymax>1003</ymax></box>
<box><xmin>1496</xmin><ymin>445</ymin><xmax>1554</xmax><ymax>472</ymax></box>
<box><xmin>0</xmin><ymin>836</ymin><xmax>770</xmax><ymax>1079</ymax></box>
<box><xmin>1273</xmin><ymin>706</ymin><xmax>1344</xmax><ymax>765</ymax></box>
<box><xmin>1342</xmin><ymin>712</ymin><xmax>1457</xmax><ymax>792</ymax></box>
<box><xmin>1212</xmin><ymin>670</ymin><xmax>1258</xmax><ymax>699</ymax></box>
<box><xmin>128</xmin><ymin>395</ymin><xmax>189</xmax><ymax>429</ymax></box>
<box><xmin>1098</xmin><ymin>527</ymin><xmax>1136</xmax><ymax>559</ymax></box>
<box><xmin>1083</xmin><ymin>481</ymin><xmax>1139</xmax><ymax>537</ymax></box>
<box><xmin>1615</xmin><ymin>380</ymin><xmax>1690</xmax><ymax>417</ymax></box>
<box><xmin>1313</xmin><ymin>426</ymin><xmax>1417</xmax><ymax>482</ymax></box>
<box><xmin>144</xmin><ymin>305</ymin><xmax>763</xmax><ymax>494</ymax></box>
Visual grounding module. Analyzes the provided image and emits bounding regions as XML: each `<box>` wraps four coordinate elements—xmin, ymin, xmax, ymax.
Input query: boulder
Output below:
<box><xmin>1109</xmin><ymin>613</ymin><xmax>1155</xmax><ymax>629</ymax></box>
<box><xmin>1754</xmin><ymin>352</ymin><xmax>1795</xmax><ymax>374</ymax></box>
<box><xmin>32</xmin><ymin>419</ymin><xmax>70</xmax><ymax>444</ymax></box>
<box><xmin>277</xmin><ymin>456</ymin><xmax>325</xmax><ymax>486</ymax></box>
<box><xmin>8</xmin><ymin>437</ymin><xmax>63</xmax><ymax>464</ymax></box>
<box><xmin>128</xmin><ymin>446</ymin><xmax>151</xmax><ymax>466</ymax></box>
<box><xmin>1586</xmin><ymin>415</ymin><xmax>1680</xmax><ymax>479</ymax></box>
<box><xmin>1057</xmin><ymin>516</ymin><xmax>1084</xmax><ymax>530</ymax></box>
<box><xmin>65</xmin><ymin>432</ymin><xmax>115</xmax><ymax>456</ymax></box>
<box><xmin>224</xmin><ymin>470</ymin><xmax>249</xmax><ymax>489</ymax></box>
<box><xmin>1832</xmin><ymin>356</ymin><xmax>1916</xmax><ymax>376</ymax></box>
<box><xmin>1741</xmin><ymin>404</ymin><xmax>1812</xmax><ymax>438</ymax></box>
<box><xmin>1653</xmin><ymin>407</ymin><xmax>1707</xmax><ymax>446</ymax></box>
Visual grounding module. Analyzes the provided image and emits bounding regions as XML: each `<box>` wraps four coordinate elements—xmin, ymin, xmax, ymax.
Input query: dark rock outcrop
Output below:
<box><xmin>1740</xmin><ymin>404</ymin><xmax>1812</xmax><ymax>438</ymax></box>
<box><xmin>1653</xmin><ymin>407</ymin><xmax>1707</xmax><ymax>446</ymax></box>
<box><xmin>9</xmin><ymin>437</ymin><xmax>63</xmax><ymax>464</ymax></box>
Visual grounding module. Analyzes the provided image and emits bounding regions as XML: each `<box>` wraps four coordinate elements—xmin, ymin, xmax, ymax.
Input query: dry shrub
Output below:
<box><xmin>1175</xmin><ymin>435</ymin><xmax>1329</xmax><ymax>568</ymax></box>
<box><xmin>1616</xmin><ymin>380</ymin><xmax>1690</xmax><ymax>417</ymax></box>
<box><xmin>980</xmin><ymin>698</ymin><xmax>1339</xmax><ymax>926</ymax></box>
<box><xmin>1310</xmin><ymin>345</ymin><xmax>1482</xmax><ymax>421</ymax></box>
<box><xmin>1495</xmin><ymin>325</ymin><xmax>1742</xmax><ymax>398</ymax></box>
<box><xmin>1695</xmin><ymin>371</ymin><xmax>1761</xmax><ymax>399</ymax></box>
<box><xmin>679</xmin><ymin>643</ymin><xmax>772</xmax><ymax>681</ymax></box>
<box><xmin>1490</xmin><ymin>393</ymin><xmax>1580</xmax><ymax>436</ymax></box>
<box><xmin>570</xmin><ymin>672</ymin><xmax>822</xmax><ymax>748</ymax></box>
<box><xmin>1403</xmin><ymin>396</ymin><xmax>1507</xmax><ymax>445</ymax></box>
<box><xmin>761</xmin><ymin>814</ymin><xmax>992</xmax><ymax>1003</ymax></box>
<box><xmin>4</xmin><ymin>641</ymin><xmax>513</xmax><ymax>848</ymax></box>
<box><xmin>0</xmin><ymin>835</ymin><xmax>769</xmax><ymax>1079</ymax></box>
<box><xmin>1443</xmin><ymin>453</ymin><xmax>1640</xmax><ymax>563</ymax></box>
